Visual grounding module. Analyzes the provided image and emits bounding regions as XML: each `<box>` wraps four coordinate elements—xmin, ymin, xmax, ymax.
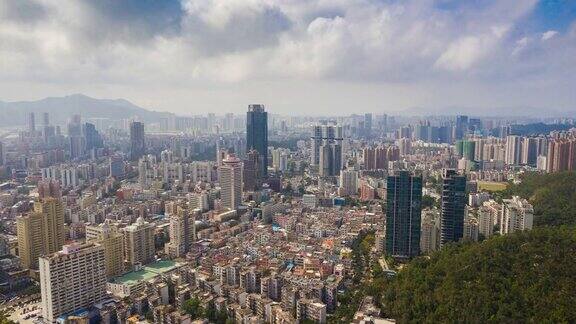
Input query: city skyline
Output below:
<box><xmin>1</xmin><ymin>102</ymin><xmax>574</xmax><ymax>323</ymax></box>
<box><xmin>0</xmin><ymin>1</ymin><xmax>575</xmax><ymax>115</ymax></box>
<box><xmin>1</xmin><ymin>1</ymin><xmax>575</xmax><ymax>323</ymax></box>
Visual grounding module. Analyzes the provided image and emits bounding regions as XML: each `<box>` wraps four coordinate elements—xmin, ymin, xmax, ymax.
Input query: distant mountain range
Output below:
<box><xmin>0</xmin><ymin>94</ymin><xmax>173</xmax><ymax>127</ymax></box>
<box><xmin>1</xmin><ymin>94</ymin><xmax>573</xmax><ymax>124</ymax></box>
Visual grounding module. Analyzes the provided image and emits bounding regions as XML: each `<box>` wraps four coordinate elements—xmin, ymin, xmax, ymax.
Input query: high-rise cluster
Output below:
<box><xmin>546</xmin><ymin>137</ymin><xmax>576</xmax><ymax>172</ymax></box>
<box><xmin>311</xmin><ymin>124</ymin><xmax>343</xmax><ymax>177</ymax></box>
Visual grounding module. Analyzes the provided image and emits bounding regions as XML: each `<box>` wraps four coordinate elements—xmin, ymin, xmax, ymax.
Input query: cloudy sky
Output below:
<box><xmin>0</xmin><ymin>0</ymin><xmax>575</xmax><ymax>116</ymax></box>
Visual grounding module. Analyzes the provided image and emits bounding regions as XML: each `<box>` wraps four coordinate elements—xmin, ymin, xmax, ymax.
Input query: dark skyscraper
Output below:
<box><xmin>440</xmin><ymin>169</ymin><xmax>467</xmax><ymax>247</ymax></box>
<box><xmin>364</xmin><ymin>113</ymin><xmax>372</xmax><ymax>138</ymax></box>
<box><xmin>243</xmin><ymin>149</ymin><xmax>261</xmax><ymax>191</ymax></box>
<box><xmin>68</xmin><ymin>115</ymin><xmax>84</xmax><ymax>159</ymax></box>
<box><xmin>455</xmin><ymin>115</ymin><xmax>469</xmax><ymax>140</ymax></box>
<box><xmin>130</xmin><ymin>121</ymin><xmax>145</xmax><ymax>161</ymax></box>
<box><xmin>83</xmin><ymin>123</ymin><xmax>103</xmax><ymax>152</ymax></box>
<box><xmin>43</xmin><ymin>112</ymin><xmax>50</xmax><ymax>126</ymax></box>
<box><xmin>28</xmin><ymin>112</ymin><xmax>36</xmax><ymax>133</ymax></box>
<box><xmin>246</xmin><ymin>104</ymin><xmax>268</xmax><ymax>178</ymax></box>
<box><xmin>319</xmin><ymin>142</ymin><xmax>342</xmax><ymax>177</ymax></box>
<box><xmin>69</xmin><ymin>136</ymin><xmax>86</xmax><ymax>159</ymax></box>
<box><xmin>386</xmin><ymin>170</ymin><xmax>422</xmax><ymax>259</ymax></box>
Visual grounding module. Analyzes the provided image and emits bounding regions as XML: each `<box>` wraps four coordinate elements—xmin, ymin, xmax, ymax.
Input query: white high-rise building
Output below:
<box><xmin>420</xmin><ymin>210</ymin><xmax>440</xmax><ymax>254</ymax></box>
<box><xmin>191</xmin><ymin>161</ymin><xmax>215</xmax><ymax>183</ymax></box>
<box><xmin>501</xmin><ymin>196</ymin><xmax>533</xmax><ymax>234</ymax></box>
<box><xmin>272</xmin><ymin>148</ymin><xmax>289</xmax><ymax>172</ymax></box>
<box><xmin>296</xmin><ymin>299</ymin><xmax>327</xmax><ymax>324</ymax></box>
<box><xmin>42</xmin><ymin>166</ymin><xmax>60</xmax><ymax>181</ymax></box>
<box><xmin>220</xmin><ymin>154</ymin><xmax>243</xmax><ymax>210</ymax></box>
<box><xmin>189</xmin><ymin>191</ymin><xmax>209</xmax><ymax>211</ymax></box>
<box><xmin>477</xmin><ymin>206</ymin><xmax>494</xmax><ymax>238</ymax></box>
<box><xmin>302</xmin><ymin>194</ymin><xmax>318</xmax><ymax>209</ymax></box>
<box><xmin>505</xmin><ymin>135</ymin><xmax>522</xmax><ymax>165</ymax></box>
<box><xmin>311</xmin><ymin>124</ymin><xmax>343</xmax><ymax>167</ymax></box>
<box><xmin>162</xmin><ymin>162</ymin><xmax>184</xmax><ymax>184</ymax></box>
<box><xmin>536</xmin><ymin>155</ymin><xmax>548</xmax><ymax>171</ymax></box>
<box><xmin>398</xmin><ymin>138</ymin><xmax>412</xmax><ymax>156</ymax></box>
<box><xmin>463</xmin><ymin>216</ymin><xmax>479</xmax><ymax>241</ymax></box>
<box><xmin>60</xmin><ymin>167</ymin><xmax>79</xmax><ymax>188</ymax></box>
<box><xmin>39</xmin><ymin>243</ymin><xmax>107</xmax><ymax>323</ymax></box>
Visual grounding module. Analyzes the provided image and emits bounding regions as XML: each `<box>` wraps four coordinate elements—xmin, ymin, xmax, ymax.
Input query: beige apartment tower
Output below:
<box><xmin>165</xmin><ymin>206</ymin><xmax>198</xmax><ymax>258</ymax></box>
<box><xmin>124</xmin><ymin>216</ymin><xmax>156</xmax><ymax>267</ymax></box>
<box><xmin>86</xmin><ymin>222</ymin><xmax>125</xmax><ymax>278</ymax></box>
<box><xmin>220</xmin><ymin>154</ymin><xmax>243</xmax><ymax>210</ymax></box>
<box><xmin>17</xmin><ymin>198</ymin><xmax>65</xmax><ymax>269</ymax></box>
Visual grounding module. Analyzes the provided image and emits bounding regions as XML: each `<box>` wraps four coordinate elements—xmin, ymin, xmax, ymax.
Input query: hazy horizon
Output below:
<box><xmin>2</xmin><ymin>93</ymin><xmax>575</xmax><ymax>119</ymax></box>
<box><xmin>1</xmin><ymin>0</ymin><xmax>575</xmax><ymax>116</ymax></box>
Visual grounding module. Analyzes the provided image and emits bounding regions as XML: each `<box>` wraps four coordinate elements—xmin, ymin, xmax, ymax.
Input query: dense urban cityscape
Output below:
<box><xmin>0</xmin><ymin>103</ymin><xmax>574</xmax><ymax>323</ymax></box>
<box><xmin>1</xmin><ymin>0</ymin><xmax>576</xmax><ymax>323</ymax></box>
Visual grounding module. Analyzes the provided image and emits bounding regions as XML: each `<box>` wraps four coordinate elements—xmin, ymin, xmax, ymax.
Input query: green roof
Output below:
<box><xmin>112</xmin><ymin>260</ymin><xmax>184</xmax><ymax>287</ymax></box>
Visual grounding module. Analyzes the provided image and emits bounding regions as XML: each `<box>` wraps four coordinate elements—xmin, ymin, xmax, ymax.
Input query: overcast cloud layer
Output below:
<box><xmin>0</xmin><ymin>0</ymin><xmax>575</xmax><ymax>116</ymax></box>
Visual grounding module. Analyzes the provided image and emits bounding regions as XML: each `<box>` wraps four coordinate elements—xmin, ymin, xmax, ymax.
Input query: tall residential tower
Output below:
<box><xmin>130</xmin><ymin>121</ymin><xmax>146</xmax><ymax>161</ymax></box>
<box><xmin>17</xmin><ymin>198</ymin><xmax>65</xmax><ymax>269</ymax></box>
<box><xmin>220</xmin><ymin>154</ymin><xmax>243</xmax><ymax>210</ymax></box>
<box><xmin>246</xmin><ymin>104</ymin><xmax>268</xmax><ymax>178</ymax></box>
<box><xmin>440</xmin><ymin>169</ymin><xmax>467</xmax><ymax>247</ymax></box>
<box><xmin>40</xmin><ymin>243</ymin><xmax>107</xmax><ymax>322</ymax></box>
<box><xmin>386</xmin><ymin>171</ymin><xmax>422</xmax><ymax>259</ymax></box>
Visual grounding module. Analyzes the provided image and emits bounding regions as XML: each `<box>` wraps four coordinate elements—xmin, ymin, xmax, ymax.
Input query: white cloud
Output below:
<box><xmin>512</xmin><ymin>36</ymin><xmax>530</xmax><ymax>56</ymax></box>
<box><xmin>0</xmin><ymin>0</ymin><xmax>574</xmax><ymax>115</ymax></box>
<box><xmin>542</xmin><ymin>30</ymin><xmax>558</xmax><ymax>41</ymax></box>
<box><xmin>434</xmin><ymin>24</ymin><xmax>510</xmax><ymax>72</ymax></box>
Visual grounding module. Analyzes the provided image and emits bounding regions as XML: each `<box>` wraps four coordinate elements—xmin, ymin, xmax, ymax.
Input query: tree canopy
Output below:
<box><xmin>381</xmin><ymin>226</ymin><xmax>576</xmax><ymax>323</ymax></box>
<box><xmin>182</xmin><ymin>298</ymin><xmax>204</xmax><ymax>320</ymax></box>
<box><xmin>505</xmin><ymin>171</ymin><xmax>576</xmax><ymax>226</ymax></box>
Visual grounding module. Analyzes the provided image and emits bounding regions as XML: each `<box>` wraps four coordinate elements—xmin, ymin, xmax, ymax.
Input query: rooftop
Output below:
<box><xmin>112</xmin><ymin>260</ymin><xmax>185</xmax><ymax>287</ymax></box>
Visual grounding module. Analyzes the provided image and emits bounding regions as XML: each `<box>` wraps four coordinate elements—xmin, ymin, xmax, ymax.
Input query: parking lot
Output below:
<box><xmin>3</xmin><ymin>297</ymin><xmax>42</xmax><ymax>323</ymax></box>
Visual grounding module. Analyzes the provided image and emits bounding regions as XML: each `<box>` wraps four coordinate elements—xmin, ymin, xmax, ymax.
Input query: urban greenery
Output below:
<box><xmin>182</xmin><ymin>298</ymin><xmax>232</xmax><ymax>323</ymax></box>
<box><xmin>421</xmin><ymin>195</ymin><xmax>437</xmax><ymax>209</ymax></box>
<box><xmin>503</xmin><ymin>171</ymin><xmax>576</xmax><ymax>226</ymax></box>
<box><xmin>182</xmin><ymin>297</ymin><xmax>204</xmax><ymax>320</ymax></box>
<box><xmin>375</xmin><ymin>172</ymin><xmax>576</xmax><ymax>322</ymax></box>
<box><xmin>269</xmin><ymin>138</ymin><xmax>306</xmax><ymax>151</ymax></box>
<box><xmin>509</xmin><ymin>123</ymin><xmax>572</xmax><ymax>136</ymax></box>
<box><xmin>329</xmin><ymin>230</ymin><xmax>380</xmax><ymax>323</ymax></box>
<box><xmin>0</xmin><ymin>310</ymin><xmax>16</xmax><ymax>324</ymax></box>
<box><xmin>380</xmin><ymin>226</ymin><xmax>576</xmax><ymax>323</ymax></box>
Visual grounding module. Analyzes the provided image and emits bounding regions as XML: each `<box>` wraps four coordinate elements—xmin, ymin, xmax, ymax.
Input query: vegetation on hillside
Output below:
<box><xmin>509</xmin><ymin>123</ymin><xmax>572</xmax><ymax>136</ymax></box>
<box><xmin>381</xmin><ymin>226</ymin><xmax>576</xmax><ymax>323</ymax></box>
<box><xmin>378</xmin><ymin>172</ymin><xmax>576</xmax><ymax>323</ymax></box>
<box><xmin>505</xmin><ymin>171</ymin><xmax>576</xmax><ymax>226</ymax></box>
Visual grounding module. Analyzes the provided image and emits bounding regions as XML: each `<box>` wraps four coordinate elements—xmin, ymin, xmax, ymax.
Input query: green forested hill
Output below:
<box><xmin>381</xmin><ymin>226</ymin><xmax>576</xmax><ymax>323</ymax></box>
<box><xmin>505</xmin><ymin>172</ymin><xmax>576</xmax><ymax>226</ymax></box>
